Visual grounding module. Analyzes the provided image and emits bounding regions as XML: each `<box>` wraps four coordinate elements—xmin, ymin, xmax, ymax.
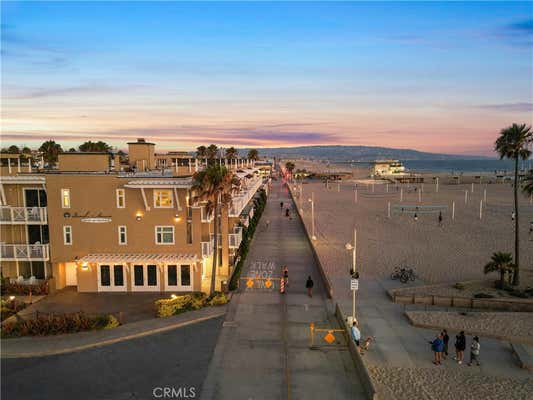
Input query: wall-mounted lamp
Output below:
<box><xmin>171</xmin><ymin>294</ymin><xmax>177</xmax><ymax>299</ymax></box>
<box><xmin>81</xmin><ymin>262</ymin><xmax>89</xmax><ymax>271</ymax></box>
<box><xmin>136</xmin><ymin>211</ymin><xmax>143</xmax><ymax>221</ymax></box>
<box><xmin>174</xmin><ymin>214</ymin><xmax>182</xmax><ymax>222</ymax></box>
<box><xmin>9</xmin><ymin>295</ymin><xmax>15</xmax><ymax>301</ymax></box>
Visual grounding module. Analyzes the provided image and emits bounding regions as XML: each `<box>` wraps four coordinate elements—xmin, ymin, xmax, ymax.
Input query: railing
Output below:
<box><xmin>201</xmin><ymin>241</ymin><xmax>214</xmax><ymax>258</ymax></box>
<box><xmin>0</xmin><ymin>206</ymin><xmax>47</xmax><ymax>224</ymax></box>
<box><xmin>228</xmin><ymin>226</ymin><xmax>243</xmax><ymax>249</ymax></box>
<box><xmin>0</xmin><ymin>244</ymin><xmax>50</xmax><ymax>261</ymax></box>
<box><xmin>229</xmin><ymin>177</ymin><xmax>263</xmax><ymax>217</ymax></box>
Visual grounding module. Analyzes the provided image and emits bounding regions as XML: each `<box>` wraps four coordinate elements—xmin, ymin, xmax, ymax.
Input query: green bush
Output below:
<box><xmin>507</xmin><ymin>289</ymin><xmax>529</xmax><ymax>298</ymax></box>
<box><xmin>453</xmin><ymin>282</ymin><xmax>465</xmax><ymax>290</ymax></box>
<box><xmin>473</xmin><ymin>292</ymin><xmax>494</xmax><ymax>299</ymax></box>
<box><xmin>206</xmin><ymin>292</ymin><xmax>228</xmax><ymax>306</ymax></box>
<box><xmin>1</xmin><ymin>312</ymin><xmax>120</xmax><ymax>338</ymax></box>
<box><xmin>155</xmin><ymin>293</ymin><xmax>207</xmax><ymax>317</ymax></box>
<box><xmin>1</xmin><ymin>280</ymin><xmax>49</xmax><ymax>295</ymax></box>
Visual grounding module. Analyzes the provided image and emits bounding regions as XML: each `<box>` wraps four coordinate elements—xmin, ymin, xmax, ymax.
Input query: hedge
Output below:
<box><xmin>155</xmin><ymin>292</ymin><xmax>228</xmax><ymax>318</ymax></box>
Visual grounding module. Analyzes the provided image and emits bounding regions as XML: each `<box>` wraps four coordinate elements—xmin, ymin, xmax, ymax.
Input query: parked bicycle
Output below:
<box><xmin>390</xmin><ymin>266</ymin><xmax>417</xmax><ymax>283</ymax></box>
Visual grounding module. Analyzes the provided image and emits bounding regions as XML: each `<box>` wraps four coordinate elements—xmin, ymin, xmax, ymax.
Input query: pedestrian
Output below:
<box><xmin>305</xmin><ymin>276</ymin><xmax>314</xmax><ymax>297</ymax></box>
<box><xmin>414</xmin><ymin>213</ymin><xmax>418</xmax><ymax>221</ymax></box>
<box><xmin>265</xmin><ymin>219</ymin><xmax>270</xmax><ymax>230</ymax></box>
<box><xmin>511</xmin><ymin>211</ymin><xmax>515</xmax><ymax>221</ymax></box>
<box><xmin>429</xmin><ymin>333</ymin><xmax>444</xmax><ymax>365</ymax></box>
<box><xmin>283</xmin><ymin>267</ymin><xmax>289</xmax><ymax>287</ymax></box>
<box><xmin>280</xmin><ymin>201</ymin><xmax>284</xmax><ymax>210</ymax></box>
<box><xmin>529</xmin><ymin>221</ymin><xmax>533</xmax><ymax>241</ymax></box>
<box><xmin>454</xmin><ymin>331</ymin><xmax>466</xmax><ymax>364</ymax></box>
<box><xmin>438</xmin><ymin>211</ymin><xmax>443</xmax><ymax>227</ymax></box>
<box><xmin>468</xmin><ymin>336</ymin><xmax>481</xmax><ymax>366</ymax></box>
<box><xmin>285</xmin><ymin>208</ymin><xmax>290</xmax><ymax>218</ymax></box>
<box><xmin>351</xmin><ymin>321</ymin><xmax>361</xmax><ymax>347</ymax></box>
<box><xmin>441</xmin><ymin>329</ymin><xmax>449</xmax><ymax>358</ymax></box>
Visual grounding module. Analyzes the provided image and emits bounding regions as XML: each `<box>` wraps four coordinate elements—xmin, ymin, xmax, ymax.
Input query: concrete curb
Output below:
<box><xmin>1</xmin><ymin>311</ymin><xmax>226</xmax><ymax>359</ymax></box>
<box><xmin>404</xmin><ymin>311</ymin><xmax>533</xmax><ymax>345</ymax></box>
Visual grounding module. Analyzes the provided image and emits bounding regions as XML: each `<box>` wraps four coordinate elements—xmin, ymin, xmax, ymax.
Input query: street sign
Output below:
<box><xmin>246</xmin><ymin>279</ymin><xmax>254</xmax><ymax>288</ymax></box>
<box><xmin>324</xmin><ymin>331</ymin><xmax>335</xmax><ymax>344</ymax></box>
<box><xmin>351</xmin><ymin>278</ymin><xmax>359</xmax><ymax>291</ymax></box>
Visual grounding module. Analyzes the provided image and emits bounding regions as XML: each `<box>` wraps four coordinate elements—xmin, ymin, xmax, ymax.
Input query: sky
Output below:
<box><xmin>1</xmin><ymin>1</ymin><xmax>532</xmax><ymax>156</ymax></box>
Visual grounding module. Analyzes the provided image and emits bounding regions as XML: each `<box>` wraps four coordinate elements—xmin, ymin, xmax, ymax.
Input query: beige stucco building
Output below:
<box><xmin>0</xmin><ymin>140</ymin><xmax>263</xmax><ymax>294</ymax></box>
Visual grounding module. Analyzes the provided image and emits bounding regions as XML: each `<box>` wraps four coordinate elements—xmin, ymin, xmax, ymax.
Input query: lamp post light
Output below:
<box><xmin>345</xmin><ymin>228</ymin><xmax>357</xmax><ymax>322</ymax></box>
<box><xmin>308</xmin><ymin>193</ymin><xmax>316</xmax><ymax>240</ymax></box>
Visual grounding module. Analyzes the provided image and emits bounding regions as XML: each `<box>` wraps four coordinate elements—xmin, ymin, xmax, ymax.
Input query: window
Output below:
<box><xmin>147</xmin><ymin>265</ymin><xmax>157</xmax><ymax>286</ymax></box>
<box><xmin>181</xmin><ymin>265</ymin><xmax>191</xmax><ymax>286</ymax></box>
<box><xmin>154</xmin><ymin>190</ymin><xmax>173</xmax><ymax>208</ymax></box>
<box><xmin>155</xmin><ymin>226</ymin><xmax>174</xmax><ymax>244</ymax></box>
<box><xmin>116</xmin><ymin>189</ymin><xmax>126</xmax><ymax>208</ymax></box>
<box><xmin>63</xmin><ymin>225</ymin><xmax>72</xmax><ymax>245</ymax></box>
<box><xmin>114</xmin><ymin>265</ymin><xmax>124</xmax><ymax>286</ymax></box>
<box><xmin>167</xmin><ymin>265</ymin><xmax>177</xmax><ymax>286</ymax></box>
<box><xmin>100</xmin><ymin>265</ymin><xmax>111</xmax><ymax>286</ymax></box>
<box><xmin>61</xmin><ymin>189</ymin><xmax>70</xmax><ymax>208</ymax></box>
<box><xmin>134</xmin><ymin>265</ymin><xmax>144</xmax><ymax>286</ymax></box>
<box><xmin>118</xmin><ymin>226</ymin><xmax>127</xmax><ymax>245</ymax></box>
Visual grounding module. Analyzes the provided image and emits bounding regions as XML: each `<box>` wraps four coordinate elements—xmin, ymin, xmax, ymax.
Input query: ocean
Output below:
<box><xmin>332</xmin><ymin>159</ymin><xmax>531</xmax><ymax>174</ymax></box>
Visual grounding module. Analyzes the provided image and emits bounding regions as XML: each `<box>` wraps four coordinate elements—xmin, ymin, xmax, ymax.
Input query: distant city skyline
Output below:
<box><xmin>1</xmin><ymin>1</ymin><xmax>532</xmax><ymax>156</ymax></box>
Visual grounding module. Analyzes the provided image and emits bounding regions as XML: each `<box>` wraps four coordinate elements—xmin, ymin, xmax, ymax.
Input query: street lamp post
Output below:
<box><xmin>345</xmin><ymin>228</ymin><xmax>357</xmax><ymax>322</ymax></box>
<box><xmin>308</xmin><ymin>193</ymin><xmax>316</xmax><ymax>240</ymax></box>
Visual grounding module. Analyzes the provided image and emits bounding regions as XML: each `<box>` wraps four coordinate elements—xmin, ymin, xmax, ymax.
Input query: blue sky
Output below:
<box><xmin>1</xmin><ymin>1</ymin><xmax>532</xmax><ymax>155</ymax></box>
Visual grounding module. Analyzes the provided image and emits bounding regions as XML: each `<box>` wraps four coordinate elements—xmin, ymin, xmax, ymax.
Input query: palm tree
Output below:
<box><xmin>248</xmin><ymin>149</ymin><xmax>258</xmax><ymax>161</ymax></box>
<box><xmin>192</xmin><ymin>164</ymin><xmax>240</xmax><ymax>294</ymax></box>
<box><xmin>494</xmin><ymin>123</ymin><xmax>532</xmax><ymax>286</ymax></box>
<box><xmin>225</xmin><ymin>147</ymin><xmax>238</xmax><ymax>159</ymax></box>
<box><xmin>196</xmin><ymin>146</ymin><xmax>207</xmax><ymax>158</ymax></box>
<box><xmin>206</xmin><ymin>144</ymin><xmax>219</xmax><ymax>162</ymax></box>
<box><xmin>39</xmin><ymin>140</ymin><xmax>63</xmax><ymax>167</ymax></box>
<box><xmin>7</xmin><ymin>145</ymin><xmax>20</xmax><ymax>154</ymax></box>
<box><xmin>484</xmin><ymin>251</ymin><xmax>515</xmax><ymax>289</ymax></box>
<box><xmin>79</xmin><ymin>140</ymin><xmax>111</xmax><ymax>152</ymax></box>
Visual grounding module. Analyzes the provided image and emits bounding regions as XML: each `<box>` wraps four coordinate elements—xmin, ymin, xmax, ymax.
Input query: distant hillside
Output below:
<box><xmin>239</xmin><ymin>145</ymin><xmax>490</xmax><ymax>161</ymax></box>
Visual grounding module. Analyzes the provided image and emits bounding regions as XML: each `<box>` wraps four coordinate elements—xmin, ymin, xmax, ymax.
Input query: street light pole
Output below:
<box><xmin>346</xmin><ymin>228</ymin><xmax>357</xmax><ymax>322</ymax></box>
<box><xmin>309</xmin><ymin>192</ymin><xmax>316</xmax><ymax>240</ymax></box>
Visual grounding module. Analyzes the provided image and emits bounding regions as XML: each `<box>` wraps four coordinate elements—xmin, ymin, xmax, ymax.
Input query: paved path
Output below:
<box><xmin>201</xmin><ymin>180</ymin><xmax>365</xmax><ymax>400</ymax></box>
<box><xmin>2</xmin><ymin>316</ymin><xmax>223</xmax><ymax>400</ymax></box>
<box><xmin>2</xmin><ymin>305</ymin><xmax>226</xmax><ymax>358</ymax></box>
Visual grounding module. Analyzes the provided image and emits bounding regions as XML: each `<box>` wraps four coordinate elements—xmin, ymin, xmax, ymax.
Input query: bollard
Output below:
<box><xmin>310</xmin><ymin>322</ymin><xmax>315</xmax><ymax>347</ymax></box>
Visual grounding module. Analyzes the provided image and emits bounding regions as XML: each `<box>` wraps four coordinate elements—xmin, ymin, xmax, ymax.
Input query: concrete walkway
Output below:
<box><xmin>1</xmin><ymin>305</ymin><xmax>226</xmax><ymax>358</ymax></box>
<box><xmin>201</xmin><ymin>180</ymin><xmax>365</xmax><ymax>400</ymax></box>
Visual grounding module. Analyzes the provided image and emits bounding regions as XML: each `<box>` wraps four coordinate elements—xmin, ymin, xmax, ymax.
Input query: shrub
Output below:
<box><xmin>473</xmin><ymin>292</ymin><xmax>494</xmax><ymax>299</ymax></box>
<box><xmin>507</xmin><ymin>289</ymin><xmax>529</xmax><ymax>298</ymax></box>
<box><xmin>206</xmin><ymin>292</ymin><xmax>228</xmax><ymax>306</ymax></box>
<box><xmin>1</xmin><ymin>280</ymin><xmax>49</xmax><ymax>295</ymax></box>
<box><xmin>0</xmin><ymin>312</ymin><xmax>119</xmax><ymax>338</ymax></box>
<box><xmin>453</xmin><ymin>282</ymin><xmax>465</xmax><ymax>290</ymax></box>
<box><xmin>155</xmin><ymin>293</ymin><xmax>207</xmax><ymax>318</ymax></box>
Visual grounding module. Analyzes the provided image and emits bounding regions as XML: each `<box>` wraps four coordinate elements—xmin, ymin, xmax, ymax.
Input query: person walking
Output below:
<box><xmin>414</xmin><ymin>212</ymin><xmax>418</xmax><ymax>221</ymax></box>
<box><xmin>351</xmin><ymin>321</ymin><xmax>361</xmax><ymax>347</ymax></box>
<box><xmin>265</xmin><ymin>219</ymin><xmax>270</xmax><ymax>230</ymax></box>
<box><xmin>285</xmin><ymin>208</ymin><xmax>290</xmax><ymax>218</ymax></box>
<box><xmin>454</xmin><ymin>331</ymin><xmax>466</xmax><ymax>364</ymax></box>
<box><xmin>441</xmin><ymin>329</ymin><xmax>449</xmax><ymax>359</ymax></box>
<box><xmin>280</xmin><ymin>201</ymin><xmax>284</xmax><ymax>211</ymax></box>
<box><xmin>305</xmin><ymin>276</ymin><xmax>314</xmax><ymax>297</ymax></box>
<box><xmin>429</xmin><ymin>333</ymin><xmax>444</xmax><ymax>365</ymax></box>
<box><xmin>529</xmin><ymin>221</ymin><xmax>533</xmax><ymax>241</ymax></box>
<box><xmin>511</xmin><ymin>211</ymin><xmax>515</xmax><ymax>221</ymax></box>
<box><xmin>438</xmin><ymin>211</ymin><xmax>443</xmax><ymax>227</ymax></box>
<box><xmin>468</xmin><ymin>336</ymin><xmax>481</xmax><ymax>366</ymax></box>
<box><xmin>283</xmin><ymin>267</ymin><xmax>289</xmax><ymax>287</ymax></box>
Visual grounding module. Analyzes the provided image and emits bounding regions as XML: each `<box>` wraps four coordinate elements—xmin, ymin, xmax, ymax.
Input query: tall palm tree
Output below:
<box><xmin>206</xmin><ymin>144</ymin><xmax>219</xmax><ymax>164</ymax></box>
<box><xmin>494</xmin><ymin>123</ymin><xmax>532</xmax><ymax>286</ymax></box>
<box><xmin>39</xmin><ymin>140</ymin><xmax>63</xmax><ymax>167</ymax></box>
<box><xmin>196</xmin><ymin>146</ymin><xmax>207</xmax><ymax>158</ymax></box>
<box><xmin>79</xmin><ymin>140</ymin><xmax>111</xmax><ymax>152</ymax></box>
<box><xmin>225</xmin><ymin>147</ymin><xmax>238</xmax><ymax>159</ymax></box>
<box><xmin>248</xmin><ymin>149</ymin><xmax>258</xmax><ymax>161</ymax></box>
<box><xmin>192</xmin><ymin>164</ymin><xmax>240</xmax><ymax>294</ymax></box>
<box><xmin>484</xmin><ymin>251</ymin><xmax>515</xmax><ymax>288</ymax></box>
<box><xmin>7</xmin><ymin>145</ymin><xmax>20</xmax><ymax>154</ymax></box>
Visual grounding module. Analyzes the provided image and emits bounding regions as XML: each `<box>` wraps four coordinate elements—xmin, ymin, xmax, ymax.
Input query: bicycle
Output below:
<box><xmin>391</xmin><ymin>267</ymin><xmax>417</xmax><ymax>283</ymax></box>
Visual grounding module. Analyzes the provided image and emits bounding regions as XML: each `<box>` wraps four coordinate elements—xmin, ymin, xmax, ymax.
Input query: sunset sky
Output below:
<box><xmin>1</xmin><ymin>1</ymin><xmax>532</xmax><ymax>156</ymax></box>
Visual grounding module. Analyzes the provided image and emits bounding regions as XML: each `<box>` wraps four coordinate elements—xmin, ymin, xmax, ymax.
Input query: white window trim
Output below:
<box><xmin>118</xmin><ymin>225</ymin><xmax>127</xmax><ymax>245</ymax></box>
<box><xmin>164</xmin><ymin>264</ymin><xmax>193</xmax><ymax>291</ymax></box>
<box><xmin>153</xmin><ymin>189</ymin><xmax>173</xmax><ymax>208</ymax></box>
<box><xmin>116</xmin><ymin>189</ymin><xmax>126</xmax><ymax>208</ymax></box>
<box><xmin>155</xmin><ymin>225</ymin><xmax>175</xmax><ymax>245</ymax></box>
<box><xmin>61</xmin><ymin>188</ymin><xmax>71</xmax><ymax>209</ymax></box>
<box><xmin>131</xmin><ymin>264</ymin><xmax>160</xmax><ymax>292</ymax></box>
<box><xmin>63</xmin><ymin>225</ymin><xmax>72</xmax><ymax>245</ymax></box>
<box><xmin>97</xmin><ymin>264</ymin><xmax>127</xmax><ymax>292</ymax></box>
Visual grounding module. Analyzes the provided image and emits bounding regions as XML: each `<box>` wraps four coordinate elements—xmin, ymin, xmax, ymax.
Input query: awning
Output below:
<box><xmin>123</xmin><ymin>178</ymin><xmax>192</xmax><ymax>188</ymax></box>
<box><xmin>79</xmin><ymin>253</ymin><xmax>198</xmax><ymax>264</ymax></box>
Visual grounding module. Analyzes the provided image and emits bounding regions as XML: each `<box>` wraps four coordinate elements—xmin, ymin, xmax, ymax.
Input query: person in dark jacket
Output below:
<box><xmin>454</xmin><ymin>331</ymin><xmax>466</xmax><ymax>364</ymax></box>
<box><xmin>305</xmin><ymin>276</ymin><xmax>314</xmax><ymax>297</ymax></box>
<box><xmin>441</xmin><ymin>329</ymin><xmax>450</xmax><ymax>358</ymax></box>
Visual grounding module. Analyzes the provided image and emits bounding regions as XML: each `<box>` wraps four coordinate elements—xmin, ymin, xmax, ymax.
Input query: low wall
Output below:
<box><xmin>287</xmin><ymin>185</ymin><xmax>333</xmax><ymax>298</ymax></box>
<box><xmin>335</xmin><ymin>303</ymin><xmax>379</xmax><ymax>400</ymax></box>
<box><xmin>390</xmin><ymin>291</ymin><xmax>533</xmax><ymax>312</ymax></box>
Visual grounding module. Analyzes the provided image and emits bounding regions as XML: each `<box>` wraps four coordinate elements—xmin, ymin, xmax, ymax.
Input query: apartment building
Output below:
<box><xmin>44</xmin><ymin>139</ymin><xmax>262</xmax><ymax>294</ymax></box>
<box><xmin>0</xmin><ymin>154</ymin><xmax>50</xmax><ymax>281</ymax></box>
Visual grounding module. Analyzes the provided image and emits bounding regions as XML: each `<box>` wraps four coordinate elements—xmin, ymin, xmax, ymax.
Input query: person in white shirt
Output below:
<box><xmin>351</xmin><ymin>321</ymin><xmax>361</xmax><ymax>346</ymax></box>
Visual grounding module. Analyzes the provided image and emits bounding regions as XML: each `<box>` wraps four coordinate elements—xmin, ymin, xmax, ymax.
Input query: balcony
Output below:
<box><xmin>228</xmin><ymin>226</ymin><xmax>243</xmax><ymax>249</ymax></box>
<box><xmin>0</xmin><ymin>244</ymin><xmax>50</xmax><ymax>261</ymax></box>
<box><xmin>0</xmin><ymin>206</ymin><xmax>47</xmax><ymax>225</ymax></box>
<box><xmin>201</xmin><ymin>241</ymin><xmax>214</xmax><ymax>258</ymax></box>
<box><xmin>229</xmin><ymin>177</ymin><xmax>263</xmax><ymax>217</ymax></box>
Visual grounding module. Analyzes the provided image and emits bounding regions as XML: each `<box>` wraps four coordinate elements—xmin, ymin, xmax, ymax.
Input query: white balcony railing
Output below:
<box><xmin>0</xmin><ymin>206</ymin><xmax>47</xmax><ymax>224</ymax></box>
<box><xmin>0</xmin><ymin>244</ymin><xmax>50</xmax><ymax>261</ymax></box>
<box><xmin>201</xmin><ymin>241</ymin><xmax>214</xmax><ymax>258</ymax></box>
<box><xmin>228</xmin><ymin>226</ymin><xmax>243</xmax><ymax>249</ymax></box>
<box><xmin>229</xmin><ymin>177</ymin><xmax>263</xmax><ymax>217</ymax></box>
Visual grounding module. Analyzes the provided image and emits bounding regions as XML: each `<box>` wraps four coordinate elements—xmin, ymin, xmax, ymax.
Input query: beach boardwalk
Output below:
<box><xmin>201</xmin><ymin>179</ymin><xmax>366</xmax><ymax>400</ymax></box>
